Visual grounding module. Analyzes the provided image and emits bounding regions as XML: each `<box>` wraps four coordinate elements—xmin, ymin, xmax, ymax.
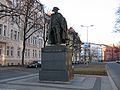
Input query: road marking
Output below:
<box><xmin>0</xmin><ymin>73</ymin><xmax>38</xmax><ymax>83</ymax></box>
<box><xmin>0</xmin><ymin>88</ymin><xmax>16</xmax><ymax>90</ymax></box>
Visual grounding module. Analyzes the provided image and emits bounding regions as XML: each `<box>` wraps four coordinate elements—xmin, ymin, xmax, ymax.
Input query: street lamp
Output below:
<box><xmin>81</xmin><ymin>25</ymin><xmax>94</xmax><ymax>43</ymax></box>
<box><xmin>81</xmin><ymin>25</ymin><xmax>94</xmax><ymax>64</ymax></box>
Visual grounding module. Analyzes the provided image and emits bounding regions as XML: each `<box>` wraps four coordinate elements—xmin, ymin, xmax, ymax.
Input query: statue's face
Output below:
<box><xmin>51</xmin><ymin>11</ymin><xmax>55</xmax><ymax>14</ymax></box>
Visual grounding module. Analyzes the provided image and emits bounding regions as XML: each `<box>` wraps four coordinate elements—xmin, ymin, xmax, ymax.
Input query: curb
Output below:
<box><xmin>106</xmin><ymin>65</ymin><xmax>118</xmax><ymax>90</ymax></box>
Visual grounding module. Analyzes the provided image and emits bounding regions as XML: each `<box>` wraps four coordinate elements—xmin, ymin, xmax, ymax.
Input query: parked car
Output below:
<box><xmin>116</xmin><ymin>61</ymin><xmax>120</xmax><ymax>64</ymax></box>
<box><xmin>27</xmin><ymin>60</ymin><xmax>41</xmax><ymax>68</ymax></box>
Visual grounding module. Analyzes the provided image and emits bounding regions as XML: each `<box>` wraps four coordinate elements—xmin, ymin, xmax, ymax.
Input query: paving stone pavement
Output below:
<box><xmin>0</xmin><ymin>74</ymin><xmax>113</xmax><ymax>90</ymax></box>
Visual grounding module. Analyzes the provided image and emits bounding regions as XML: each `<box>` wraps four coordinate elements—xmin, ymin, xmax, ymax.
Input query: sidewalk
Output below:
<box><xmin>0</xmin><ymin>74</ymin><xmax>113</xmax><ymax>90</ymax></box>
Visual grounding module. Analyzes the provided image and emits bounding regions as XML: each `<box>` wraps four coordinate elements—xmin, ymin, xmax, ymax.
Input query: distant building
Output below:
<box><xmin>90</xmin><ymin>44</ymin><xmax>102</xmax><ymax>62</ymax></box>
<box><xmin>82</xmin><ymin>43</ymin><xmax>120</xmax><ymax>62</ymax></box>
<box><xmin>88</xmin><ymin>43</ymin><xmax>120</xmax><ymax>62</ymax></box>
<box><xmin>103</xmin><ymin>44</ymin><xmax>120</xmax><ymax>61</ymax></box>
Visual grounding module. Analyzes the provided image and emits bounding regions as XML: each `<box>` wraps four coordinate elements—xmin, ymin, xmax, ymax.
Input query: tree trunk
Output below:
<box><xmin>21</xmin><ymin>7</ymin><xmax>28</xmax><ymax>66</ymax></box>
<box><xmin>22</xmin><ymin>38</ymin><xmax>26</xmax><ymax>66</ymax></box>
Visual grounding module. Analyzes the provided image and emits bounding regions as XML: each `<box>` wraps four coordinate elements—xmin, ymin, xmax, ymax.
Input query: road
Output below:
<box><xmin>0</xmin><ymin>66</ymin><xmax>40</xmax><ymax>80</ymax></box>
<box><xmin>106</xmin><ymin>62</ymin><xmax>120</xmax><ymax>90</ymax></box>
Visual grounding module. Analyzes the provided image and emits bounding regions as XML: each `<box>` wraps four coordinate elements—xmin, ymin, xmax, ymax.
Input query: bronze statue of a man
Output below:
<box><xmin>47</xmin><ymin>7</ymin><xmax>68</xmax><ymax>45</ymax></box>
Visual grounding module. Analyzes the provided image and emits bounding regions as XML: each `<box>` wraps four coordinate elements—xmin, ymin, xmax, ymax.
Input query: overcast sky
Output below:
<box><xmin>40</xmin><ymin>0</ymin><xmax>120</xmax><ymax>44</ymax></box>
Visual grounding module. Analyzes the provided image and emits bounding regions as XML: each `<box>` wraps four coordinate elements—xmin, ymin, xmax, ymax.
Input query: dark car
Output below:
<box><xmin>116</xmin><ymin>61</ymin><xmax>120</xmax><ymax>64</ymax></box>
<box><xmin>27</xmin><ymin>60</ymin><xmax>41</xmax><ymax>68</ymax></box>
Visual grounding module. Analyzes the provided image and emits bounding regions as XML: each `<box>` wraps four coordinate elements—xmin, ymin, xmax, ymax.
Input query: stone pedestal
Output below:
<box><xmin>39</xmin><ymin>45</ymin><xmax>73</xmax><ymax>81</ymax></box>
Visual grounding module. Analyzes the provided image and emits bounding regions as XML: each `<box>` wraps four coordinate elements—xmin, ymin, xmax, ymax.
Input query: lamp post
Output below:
<box><xmin>81</xmin><ymin>25</ymin><xmax>94</xmax><ymax>64</ymax></box>
<box><xmin>81</xmin><ymin>25</ymin><xmax>94</xmax><ymax>43</ymax></box>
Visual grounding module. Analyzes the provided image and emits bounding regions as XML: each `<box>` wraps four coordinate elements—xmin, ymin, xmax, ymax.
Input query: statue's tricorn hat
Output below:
<box><xmin>52</xmin><ymin>7</ymin><xmax>59</xmax><ymax>12</ymax></box>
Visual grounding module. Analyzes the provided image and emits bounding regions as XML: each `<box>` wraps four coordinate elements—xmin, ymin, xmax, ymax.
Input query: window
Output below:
<box><xmin>39</xmin><ymin>38</ymin><xmax>43</xmax><ymax>47</ymax></box>
<box><xmin>35</xmin><ymin>37</ymin><xmax>37</xmax><ymax>45</ymax></box>
<box><xmin>25</xmin><ymin>49</ymin><xmax>30</xmax><ymax>58</ymax></box>
<box><xmin>18</xmin><ymin>32</ymin><xmax>19</xmax><ymax>41</ymax></box>
<box><xmin>32</xmin><ymin>37</ymin><xmax>37</xmax><ymax>45</ymax></box>
<box><xmin>11</xmin><ymin>47</ymin><xmax>14</xmax><ymax>56</ymax></box>
<box><xmin>17</xmin><ymin>48</ymin><xmax>21</xmax><ymax>57</ymax></box>
<box><xmin>41</xmin><ymin>39</ymin><xmax>43</xmax><ymax>46</ymax></box>
<box><xmin>7</xmin><ymin>46</ymin><xmax>14</xmax><ymax>57</ymax></box>
<box><xmin>35</xmin><ymin>50</ymin><xmax>37</xmax><ymax>58</ymax></box>
<box><xmin>11</xmin><ymin>29</ymin><xmax>13</xmax><ymax>39</ymax></box>
<box><xmin>7</xmin><ymin>46</ymin><xmax>10</xmax><ymax>56</ymax></box>
<box><xmin>33</xmin><ymin>50</ymin><xmax>34</xmax><ymax>57</ymax></box>
<box><xmin>14</xmin><ymin>31</ymin><xmax>17</xmax><ymax>40</ymax></box>
<box><xmin>39</xmin><ymin>50</ymin><xmax>41</xmax><ymax>58</ymax></box>
<box><xmin>3</xmin><ymin>25</ymin><xmax>7</xmax><ymax>36</ymax></box>
<box><xmin>38</xmin><ymin>38</ymin><xmax>40</xmax><ymax>46</ymax></box>
<box><xmin>0</xmin><ymin>24</ymin><xmax>3</xmax><ymax>35</ymax></box>
<box><xmin>33</xmin><ymin>37</ymin><xmax>35</xmax><ymax>44</ymax></box>
<box><xmin>28</xmin><ymin>49</ymin><xmax>30</xmax><ymax>58</ymax></box>
<box><xmin>31</xmin><ymin>36</ymin><xmax>33</xmax><ymax>44</ymax></box>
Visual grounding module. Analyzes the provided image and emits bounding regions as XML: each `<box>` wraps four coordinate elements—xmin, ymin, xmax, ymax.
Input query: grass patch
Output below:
<box><xmin>74</xmin><ymin>63</ymin><xmax>107</xmax><ymax>76</ymax></box>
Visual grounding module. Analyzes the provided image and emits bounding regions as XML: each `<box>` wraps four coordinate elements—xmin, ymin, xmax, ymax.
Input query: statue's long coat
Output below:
<box><xmin>48</xmin><ymin>12</ymin><xmax>68</xmax><ymax>44</ymax></box>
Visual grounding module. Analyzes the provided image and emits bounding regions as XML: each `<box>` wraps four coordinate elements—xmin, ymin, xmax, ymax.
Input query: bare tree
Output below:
<box><xmin>0</xmin><ymin>1</ymin><xmax>19</xmax><ymax>19</ymax></box>
<box><xmin>68</xmin><ymin>27</ymin><xmax>82</xmax><ymax>62</ymax></box>
<box><xmin>0</xmin><ymin>0</ymin><xmax>44</xmax><ymax>66</ymax></box>
<box><xmin>115</xmin><ymin>6</ymin><xmax>120</xmax><ymax>32</ymax></box>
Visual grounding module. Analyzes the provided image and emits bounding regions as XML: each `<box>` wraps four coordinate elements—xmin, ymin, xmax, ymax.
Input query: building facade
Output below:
<box><xmin>68</xmin><ymin>27</ymin><xmax>82</xmax><ymax>63</ymax></box>
<box><xmin>0</xmin><ymin>0</ymin><xmax>45</xmax><ymax>66</ymax></box>
<box><xmin>103</xmin><ymin>44</ymin><xmax>120</xmax><ymax>61</ymax></box>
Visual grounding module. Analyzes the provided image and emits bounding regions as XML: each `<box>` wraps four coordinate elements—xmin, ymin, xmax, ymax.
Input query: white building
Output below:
<box><xmin>0</xmin><ymin>0</ymin><xmax>44</xmax><ymax>66</ymax></box>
